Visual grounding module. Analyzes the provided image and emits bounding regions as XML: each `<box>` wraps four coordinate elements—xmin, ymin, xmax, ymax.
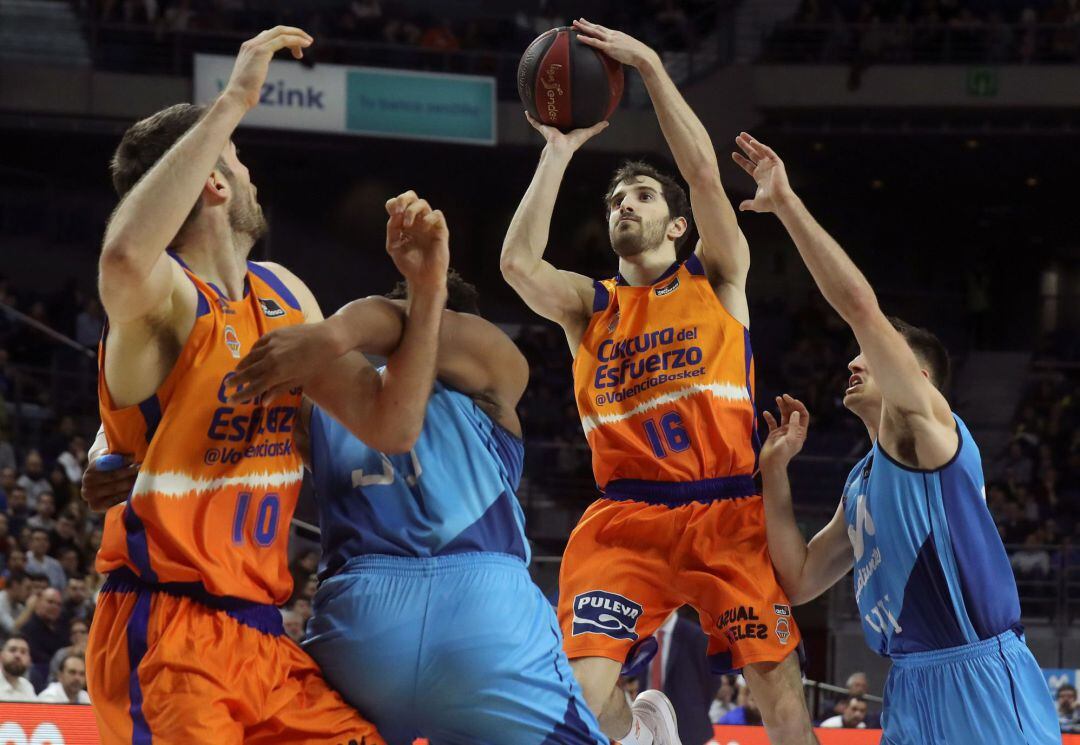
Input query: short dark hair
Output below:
<box><xmin>30</xmin><ymin>528</ymin><xmax>50</xmax><ymax>539</ymax></box>
<box><xmin>25</xmin><ymin>572</ymin><xmax>48</xmax><ymax>584</ymax></box>
<box><xmin>110</xmin><ymin>103</ymin><xmax>228</xmax><ymax>233</ymax></box>
<box><xmin>888</xmin><ymin>317</ymin><xmax>951</xmax><ymax>392</ymax></box>
<box><xmin>386</xmin><ymin>268</ymin><xmax>480</xmax><ymax>315</ymax></box>
<box><xmin>1059</xmin><ymin>684</ymin><xmax>1077</xmax><ymax>696</ymax></box>
<box><xmin>5</xmin><ymin>570</ymin><xmax>28</xmax><ymax>587</ymax></box>
<box><xmin>3</xmin><ymin>633</ymin><xmax>28</xmax><ymax>648</ymax></box>
<box><xmin>603</xmin><ymin>161</ymin><xmax>693</xmax><ymax>249</ymax></box>
<box><xmin>111</xmin><ymin>103</ymin><xmax>207</xmax><ymax>197</ymax></box>
<box><xmin>60</xmin><ymin>653</ymin><xmax>85</xmax><ymax>672</ymax></box>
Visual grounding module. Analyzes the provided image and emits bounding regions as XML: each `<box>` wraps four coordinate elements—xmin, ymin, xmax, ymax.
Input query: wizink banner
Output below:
<box><xmin>193</xmin><ymin>54</ymin><xmax>496</xmax><ymax>145</ymax></box>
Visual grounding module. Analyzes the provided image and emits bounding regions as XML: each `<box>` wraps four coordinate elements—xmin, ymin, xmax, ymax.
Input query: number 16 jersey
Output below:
<box><xmin>573</xmin><ymin>254</ymin><xmax>759</xmax><ymax>490</ymax></box>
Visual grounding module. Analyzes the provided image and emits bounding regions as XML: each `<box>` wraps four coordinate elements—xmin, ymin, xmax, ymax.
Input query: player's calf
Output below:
<box><xmin>743</xmin><ymin>653</ymin><xmax>820</xmax><ymax>745</ymax></box>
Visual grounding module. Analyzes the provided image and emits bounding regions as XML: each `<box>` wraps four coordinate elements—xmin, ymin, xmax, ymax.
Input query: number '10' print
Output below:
<box><xmin>232</xmin><ymin>492</ymin><xmax>281</xmax><ymax>547</ymax></box>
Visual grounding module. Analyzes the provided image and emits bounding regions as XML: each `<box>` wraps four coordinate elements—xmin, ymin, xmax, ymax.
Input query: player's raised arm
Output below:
<box><xmin>500</xmin><ymin>115</ymin><xmax>606</xmax><ymax>341</ymax></box>
<box><xmin>759</xmin><ymin>395</ymin><xmax>852</xmax><ymax>604</ymax></box>
<box><xmin>258</xmin><ymin>192</ymin><xmax>447</xmax><ymax>454</ymax></box>
<box><xmin>733</xmin><ymin>134</ymin><xmax>953</xmax><ymax>434</ymax></box>
<box><xmin>574</xmin><ymin>20</ymin><xmax>748</xmax><ymax>311</ymax></box>
<box><xmin>98</xmin><ymin>27</ymin><xmax>312</xmax><ymax>325</ymax></box>
<box><xmin>228</xmin><ymin>295</ymin><xmax>528</xmax><ymax>436</ymax></box>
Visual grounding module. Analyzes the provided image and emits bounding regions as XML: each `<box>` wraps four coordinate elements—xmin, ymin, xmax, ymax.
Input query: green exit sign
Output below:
<box><xmin>967</xmin><ymin>68</ymin><xmax>999</xmax><ymax>97</ymax></box>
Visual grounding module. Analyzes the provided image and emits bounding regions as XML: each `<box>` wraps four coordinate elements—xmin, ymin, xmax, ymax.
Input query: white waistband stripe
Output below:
<box><xmin>580</xmin><ymin>382</ymin><xmax>749</xmax><ymax>435</ymax></box>
<box><xmin>131</xmin><ymin>468</ymin><xmax>305</xmax><ymax>499</ymax></box>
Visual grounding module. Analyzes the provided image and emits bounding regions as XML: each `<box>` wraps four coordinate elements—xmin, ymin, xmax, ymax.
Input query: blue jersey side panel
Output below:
<box><xmin>844</xmin><ymin>415</ymin><xmax>1020</xmax><ymax>656</ymax></box>
<box><xmin>309</xmin><ymin>381</ymin><xmax>528</xmax><ymax>578</ymax></box>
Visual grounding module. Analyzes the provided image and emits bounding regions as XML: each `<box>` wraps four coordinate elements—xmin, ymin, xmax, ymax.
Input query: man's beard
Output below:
<box><xmin>610</xmin><ymin>217</ymin><xmax>667</xmax><ymax>257</ymax></box>
<box><xmin>3</xmin><ymin>659</ymin><xmax>26</xmax><ymax>678</ymax></box>
<box><xmin>229</xmin><ymin>186</ymin><xmax>268</xmax><ymax>244</ymax></box>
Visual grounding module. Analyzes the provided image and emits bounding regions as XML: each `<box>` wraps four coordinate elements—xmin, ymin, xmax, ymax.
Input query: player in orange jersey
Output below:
<box><xmin>86</xmin><ymin>27</ymin><xmax>450</xmax><ymax>745</ymax></box>
<box><xmin>500</xmin><ymin>19</ymin><xmax>818</xmax><ymax>745</ymax></box>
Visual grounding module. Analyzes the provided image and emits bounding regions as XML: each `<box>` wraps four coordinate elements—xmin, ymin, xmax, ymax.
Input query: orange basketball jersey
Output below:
<box><xmin>573</xmin><ymin>254</ymin><xmax>760</xmax><ymax>489</ymax></box>
<box><xmin>97</xmin><ymin>253</ymin><xmax>305</xmax><ymax>605</ymax></box>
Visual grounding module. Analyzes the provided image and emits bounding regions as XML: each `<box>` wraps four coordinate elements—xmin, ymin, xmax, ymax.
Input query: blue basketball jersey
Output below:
<box><xmin>842</xmin><ymin>414</ymin><xmax>1020</xmax><ymax>657</ymax></box>
<box><xmin>309</xmin><ymin>381</ymin><xmax>528</xmax><ymax>579</ymax></box>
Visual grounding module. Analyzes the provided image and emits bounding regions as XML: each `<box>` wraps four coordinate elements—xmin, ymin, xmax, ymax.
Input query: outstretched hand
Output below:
<box><xmin>760</xmin><ymin>394</ymin><xmax>810</xmax><ymax>470</ymax></box>
<box><xmin>384</xmin><ymin>190</ymin><xmax>450</xmax><ymax>293</ymax></box>
<box><xmin>572</xmin><ymin>18</ymin><xmax>657</xmax><ymax>69</ymax></box>
<box><xmin>525</xmin><ymin>112</ymin><xmax>609</xmax><ymax>156</ymax></box>
<box><xmin>732</xmin><ymin>132</ymin><xmax>796</xmax><ymax>214</ymax></box>
<box><xmin>223</xmin><ymin>26</ymin><xmax>313</xmax><ymax>111</ymax></box>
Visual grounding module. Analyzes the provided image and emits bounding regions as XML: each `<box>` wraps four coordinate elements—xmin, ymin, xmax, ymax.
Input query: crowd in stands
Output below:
<box><xmin>987</xmin><ymin>352</ymin><xmax>1080</xmax><ymax>619</ymax></box>
<box><xmin>766</xmin><ymin>0</ymin><xmax>1080</xmax><ymax>65</ymax></box>
<box><xmin>87</xmin><ymin>0</ymin><xmax>722</xmax><ymax>56</ymax></box>
<box><xmin>707</xmin><ymin>670</ymin><xmax>878</xmax><ymax>729</ymax></box>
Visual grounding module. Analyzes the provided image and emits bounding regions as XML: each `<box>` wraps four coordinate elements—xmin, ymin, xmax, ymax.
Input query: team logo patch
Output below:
<box><xmin>224</xmin><ymin>325</ymin><xmax>242</xmax><ymax>359</ymax></box>
<box><xmin>607</xmin><ymin>311</ymin><xmax>621</xmax><ymax>333</ymax></box>
<box><xmin>774</xmin><ymin>603</ymin><xmax>792</xmax><ymax>644</ymax></box>
<box><xmin>654</xmin><ymin>276</ymin><xmax>680</xmax><ymax>297</ymax></box>
<box><xmin>572</xmin><ymin>590</ymin><xmax>642</xmax><ymax>641</ymax></box>
<box><xmin>775</xmin><ymin>616</ymin><xmax>791</xmax><ymax>644</ymax></box>
<box><xmin>259</xmin><ymin>298</ymin><xmax>285</xmax><ymax>318</ymax></box>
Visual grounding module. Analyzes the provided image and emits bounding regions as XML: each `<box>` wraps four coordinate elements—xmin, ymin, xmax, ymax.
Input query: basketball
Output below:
<box><xmin>517</xmin><ymin>27</ymin><xmax>624</xmax><ymax>132</ymax></box>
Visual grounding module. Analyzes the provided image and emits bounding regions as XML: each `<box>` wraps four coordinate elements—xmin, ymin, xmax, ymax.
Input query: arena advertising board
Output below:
<box><xmin>709</xmin><ymin>726</ymin><xmax>1080</xmax><ymax>744</ymax></box>
<box><xmin>0</xmin><ymin>703</ymin><xmax>99</xmax><ymax>744</ymax></box>
<box><xmin>4</xmin><ymin>706</ymin><xmax>1078</xmax><ymax>744</ymax></box>
<box><xmin>193</xmin><ymin>54</ymin><xmax>496</xmax><ymax>145</ymax></box>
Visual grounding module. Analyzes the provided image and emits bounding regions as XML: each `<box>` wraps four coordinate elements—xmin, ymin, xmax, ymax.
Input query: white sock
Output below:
<box><xmin>616</xmin><ymin>713</ymin><xmax>655</xmax><ymax>745</ymax></box>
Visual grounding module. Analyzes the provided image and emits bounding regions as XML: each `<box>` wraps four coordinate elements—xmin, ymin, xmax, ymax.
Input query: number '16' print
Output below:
<box><xmin>642</xmin><ymin>411</ymin><xmax>691</xmax><ymax>458</ymax></box>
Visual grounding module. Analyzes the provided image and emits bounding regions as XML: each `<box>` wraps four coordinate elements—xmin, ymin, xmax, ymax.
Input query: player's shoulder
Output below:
<box><xmin>249</xmin><ymin>260</ymin><xmax>320</xmax><ymax>321</ymax></box>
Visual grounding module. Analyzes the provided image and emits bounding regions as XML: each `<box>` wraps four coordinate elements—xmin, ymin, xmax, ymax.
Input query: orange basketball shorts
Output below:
<box><xmin>87</xmin><ymin>568</ymin><xmax>383</xmax><ymax>745</ymax></box>
<box><xmin>557</xmin><ymin>477</ymin><xmax>801</xmax><ymax>674</ymax></box>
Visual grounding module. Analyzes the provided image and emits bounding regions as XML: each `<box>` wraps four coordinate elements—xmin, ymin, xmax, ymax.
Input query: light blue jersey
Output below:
<box><xmin>305</xmin><ymin>382</ymin><xmax>606</xmax><ymax>745</ymax></box>
<box><xmin>843</xmin><ymin>414</ymin><xmax>1018</xmax><ymax>656</ymax></box>
<box><xmin>843</xmin><ymin>414</ymin><xmax>1058</xmax><ymax>744</ymax></box>
<box><xmin>309</xmin><ymin>380</ymin><xmax>529</xmax><ymax>579</ymax></box>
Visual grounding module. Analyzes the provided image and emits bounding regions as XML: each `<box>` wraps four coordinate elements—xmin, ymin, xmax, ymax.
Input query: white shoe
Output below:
<box><xmin>631</xmin><ymin>689</ymin><xmax>682</xmax><ymax>745</ymax></box>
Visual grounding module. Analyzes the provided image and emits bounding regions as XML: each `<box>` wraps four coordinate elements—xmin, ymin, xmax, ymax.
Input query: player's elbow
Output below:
<box><xmin>346</xmin><ymin>421</ymin><xmax>418</xmax><ymax>455</ymax></box>
<box><xmin>837</xmin><ymin>285</ymin><xmax>880</xmax><ymax>325</ymax></box>
<box><xmin>498</xmin><ymin>250</ymin><xmax>532</xmax><ymax>285</ymax></box>
<box><xmin>376</xmin><ymin>426</ymin><xmax>421</xmax><ymax>455</ymax></box>
<box><xmin>99</xmin><ymin>240</ymin><xmax>141</xmax><ymax>281</ymax></box>
<box><xmin>368</xmin><ymin>409</ymin><xmax>423</xmax><ymax>454</ymax></box>
<box><xmin>786</xmin><ymin>586</ymin><xmax>816</xmax><ymax>607</ymax></box>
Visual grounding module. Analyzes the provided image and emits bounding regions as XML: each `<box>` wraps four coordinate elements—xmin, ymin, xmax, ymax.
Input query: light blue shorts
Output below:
<box><xmin>882</xmin><ymin>629</ymin><xmax>1059</xmax><ymax>745</ymax></box>
<box><xmin>304</xmin><ymin>552</ymin><xmax>608</xmax><ymax>745</ymax></box>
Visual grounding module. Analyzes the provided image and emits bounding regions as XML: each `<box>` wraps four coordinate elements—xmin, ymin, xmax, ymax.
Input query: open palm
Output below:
<box><xmin>732</xmin><ymin>132</ymin><xmax>794</xmax><ymax>214</ymax></box>
<box><xmin>526</xmin><ymin>112</ymin><xmax>608</xmax><ymax>155</ymax></box>
<box><xmin>760</xmin><ymin>394</ymin><xmax>810</xmax><ymax>470</ymax></box>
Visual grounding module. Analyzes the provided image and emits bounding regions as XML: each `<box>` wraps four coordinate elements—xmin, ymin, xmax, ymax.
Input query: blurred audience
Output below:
<box><xmin>0</xmin><ymin>634</ymin><xmax>35</xmax><ymax>702</ymax></box>
<box><xmin>36</xmin><ymin>653</ymin><xmax>90</xmax><ymax>704</ymax></box>
<box><xmin>767</xmin><ymin>0</ymin><xmax>1080</xmax><ymax>64</ymax></box>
